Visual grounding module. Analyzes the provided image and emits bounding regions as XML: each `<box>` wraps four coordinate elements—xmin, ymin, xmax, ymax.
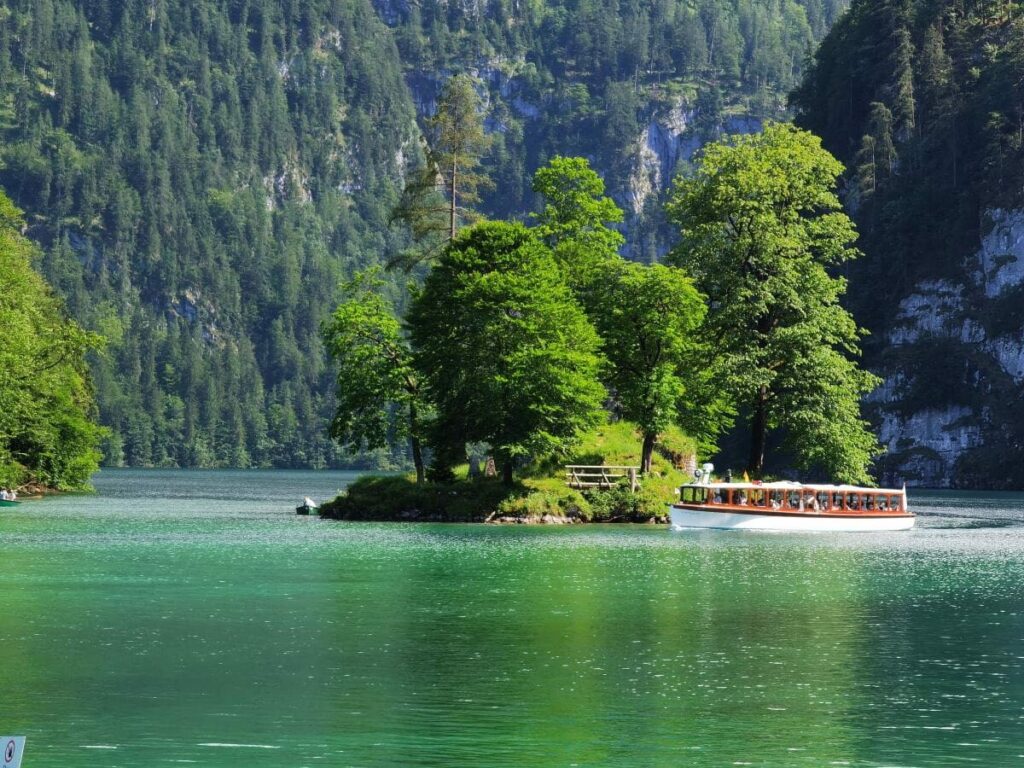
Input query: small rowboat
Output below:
<box><xmin>0</xmin><ymin>499</ymin><xmax>20</xmax><ymax>508</ymax></box>
<box><xmin>296</xmin><ymin>496</ymin><xmax>319</xmax><ymax>516</ymax></box>
<box><xmin>669</xmin><ymin>480</ymin><xmax>913</xmax><ymax>532</ymax></box>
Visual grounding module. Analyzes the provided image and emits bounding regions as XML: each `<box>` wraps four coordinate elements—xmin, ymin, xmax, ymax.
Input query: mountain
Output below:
<box><xmin>0</xmin><ymin>0</ymin><xmax>843</xmax><ymax>468</ymax></box>
<box><xmin>381</xmin><ymin>0</ymin><xmax>847</xmax><ymax>260</ymax></box>
<box><xmin>793</xmin><ymin>0</ymin><xmax>1024</xmax><ymax>487</ymax></box>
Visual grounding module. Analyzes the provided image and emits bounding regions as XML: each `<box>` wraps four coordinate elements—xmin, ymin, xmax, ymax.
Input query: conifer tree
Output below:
<box><xmin>391</xmin><ymin>74</ymin><xmax>492</xmax><ymax>270</ymax></box>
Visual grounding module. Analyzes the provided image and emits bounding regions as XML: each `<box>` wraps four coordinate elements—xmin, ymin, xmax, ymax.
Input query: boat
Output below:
<box><xmin>0</xmin><ymin>499</ymin><xmax>20</xmax><ymax>508</ymax></box>
<box><xmin>295</xmin><ymin>496</ymin><xmax>319</xmax><ymax>516</ymax></box>
<box><xmin>669</xmin><ymin>476</ymin><xmax>913</xmax><ymax>532</ymax></box>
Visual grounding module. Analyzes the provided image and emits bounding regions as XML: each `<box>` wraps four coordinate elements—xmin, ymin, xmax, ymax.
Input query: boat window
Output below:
<box><xmin>846</xmin><ymin>493</ymin><xmax>861</xmax><ymax>510</ymax></box>
<box><xmin>682</xmin><ymin>487</ymin><xmax>709</xmax><ymax>504</ymax></box>
<box><xmin>864</xmin><ymin>494</ymin><xmax>877</xmax><ymax>510</ymax></box>
<box><xmin>816</xmin><ymin>491</ymin><xmax>830</xmax><ymax>510</ymax></box>
<box><xmin>769</xmin><ymin>491</ymin><xmax>783</xmax><ymax>510</ymax></box>
<box><xmin>787</xmin><ymin>490</ymin><xmax>801</xmax><ymax>508</ymax></box>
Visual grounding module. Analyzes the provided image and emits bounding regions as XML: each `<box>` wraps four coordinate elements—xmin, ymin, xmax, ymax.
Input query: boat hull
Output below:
<box><xmin>668</xmin><ymin>505</ymin><xmax>915</xmax><ymax>532</ymax></box>
<box><xmin>0</xmin><ymin>499</ymin><xmax>20</xmax><ymax>508</ymax></box>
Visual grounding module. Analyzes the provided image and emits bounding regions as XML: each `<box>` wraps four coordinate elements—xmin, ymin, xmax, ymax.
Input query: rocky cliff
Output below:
<box><xmin>794</xmin><ymin>0</ymin><xmax>1024</xmax><ymax>487</ymax></box>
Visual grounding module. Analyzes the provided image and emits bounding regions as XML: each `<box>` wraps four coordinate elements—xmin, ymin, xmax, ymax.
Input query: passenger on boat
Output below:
<box><xmin>713</xmin><ymin>491</ymin><xmax>723</xmax><ymax>503</ymax></box>
<box><xmin>737</xmin><ymin>491</ymin><xmax>748</xmax><ymax>506</ymax></box>
<box><xmin>771</xmin><ymin>498</ymin><xmax>781</xmax><ymax>510</ymax></box>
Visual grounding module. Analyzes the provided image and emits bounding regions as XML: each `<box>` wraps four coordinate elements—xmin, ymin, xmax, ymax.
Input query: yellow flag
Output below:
<box><xmin>742</xmin><ymin>471</ymin><xmax>750</xmax><ymax>483</ymax></box>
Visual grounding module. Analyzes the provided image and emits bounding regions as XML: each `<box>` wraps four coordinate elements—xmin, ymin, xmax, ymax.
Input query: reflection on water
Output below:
<box><xmin>1</xmin><ymin>471</ymin><xmax>1023</xmax><ymax>766</ymax></box>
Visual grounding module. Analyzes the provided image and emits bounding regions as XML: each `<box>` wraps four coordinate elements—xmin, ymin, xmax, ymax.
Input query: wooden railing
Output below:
<box><xmin>565</xmin><ymin>465</ymin><xmax>640</xmax><ymax>492</ymax></box>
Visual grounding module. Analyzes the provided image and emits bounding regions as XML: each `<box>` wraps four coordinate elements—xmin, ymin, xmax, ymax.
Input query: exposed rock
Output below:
<box><xmin>875</xmin><ymin>208</ymin><xmax>1024</xmax><ymax>486</ymax></box>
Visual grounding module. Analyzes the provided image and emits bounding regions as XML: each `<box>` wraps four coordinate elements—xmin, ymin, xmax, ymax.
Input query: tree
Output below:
<box><xmin>532</xmin><ymin>155</ymin><xmax>624</xmax><ymax>254</ymax></box>
<box><xmin>0</xmin><ymin>192</ymin><xmax>104</xmax><ymax>489</ymax></box>
<box><xmin>322</xmin><ymin>270</ymin><xmax>427</xmax><ymax>482</ymax></box>
<box><xmin>391</xmin><ymin>74</ymin><xmax>492</xmax><ymax>269</ymax></box>
<box><xmin>595</xmin><ymin>261</ymin><xmax>718</xmax><ymax>473</ymax></box>
<box><xmin>409</xmin><ymin>221</ymin><xmax>605</xmax><ymax>484</ymax></box>
<box><xmin>666</xmin><ymin>123</ymin><xmax>881</xmax><ymax>483</ymax></box>
<box><xmin>531</xmin><ymin>155</ymin><xmax>624</xmax><ymax>302</ymax></box>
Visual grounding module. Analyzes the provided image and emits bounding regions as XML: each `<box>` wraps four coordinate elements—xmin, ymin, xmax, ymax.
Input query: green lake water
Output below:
<box><xmin>2</xmin><ymin>470</ymin><xmax>1024</xmax><ymax>767</ymax></box>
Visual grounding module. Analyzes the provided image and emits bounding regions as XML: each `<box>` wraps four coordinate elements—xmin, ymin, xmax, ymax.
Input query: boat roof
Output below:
<box><xmin>683</xmin><ymin>481</ymin><xmax>906</xmax><ymax>494</ymax></box>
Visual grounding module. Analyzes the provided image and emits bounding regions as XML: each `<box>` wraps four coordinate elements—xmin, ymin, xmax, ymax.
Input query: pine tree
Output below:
<box><xmin>391</xmin><ymin>74</ymin><xmax>492</xmax><ymax>270</ymax></box>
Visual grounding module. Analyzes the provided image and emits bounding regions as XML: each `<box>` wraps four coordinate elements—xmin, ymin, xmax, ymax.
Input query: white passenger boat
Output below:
<box><xmin>669</xmin><ymin>479</ymin><xmax>913</xmax><ymax>532</ymax></box>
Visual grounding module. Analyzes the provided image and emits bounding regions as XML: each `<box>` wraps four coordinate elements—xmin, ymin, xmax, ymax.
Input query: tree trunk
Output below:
<box><xmin>747</xmin><ymin>385</ymin><xmax>768</xmax><ymax>478</ymax></box>
<box><xmin>449</xmin><ymin>154</ymin><xmax>458</xmax><ymax>240</ymax></box>
<box><xmin>409</xmin><ymin>403</ymin><xmax>425</xmax><ymax>484</ymax></box>
<box><xmin>502</xmin><ymin>457</ymin><xmax>514</xmax><ymax>486</ymax></box>
<box><xmin>410</xmin><ymin>437</ymin><xmax>425</xmax><ymax>484</ymax></box>
<box><xmin>640</xmin><ymin>431</ymin><xmax>656</xmax><ymax>474</ymax></box>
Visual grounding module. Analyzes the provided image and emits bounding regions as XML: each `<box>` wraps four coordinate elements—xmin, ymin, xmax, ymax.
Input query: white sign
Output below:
<box><xmin>1</xmin><ymin>737</ymin><xmax>24</xmax><ymax>768</ymax></box>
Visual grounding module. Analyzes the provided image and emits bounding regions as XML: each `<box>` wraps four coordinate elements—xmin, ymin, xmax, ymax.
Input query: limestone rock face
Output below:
<box><xmin>874</xmin><ymin>209</ymin><xmax>1024</xmax><ymax>487</ymax></box>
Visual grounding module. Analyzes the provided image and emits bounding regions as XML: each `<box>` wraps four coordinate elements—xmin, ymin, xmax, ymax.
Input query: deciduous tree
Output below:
<box><xmin>322</xmin><ymin>270</ymin><xmax>427</xmax><ymax>482</ymax></box>
<box><xmin>0</xmin><ymin>192</ymin><xmax>104</xmax><ymax>489</ymax></box>
<box><xmin>596</xmin><ymin>262</ymin><xmax>723</xmax><ymax>473</ymax></box>
<box><xmin>409</xmin><ymin>222</ymin><xmax>605</xmax><ymax>484</ymax></box>
<box><xmin>666</xmin><ymin>123</ymin><xmax>881</xmax><ymax>483</ymax></box>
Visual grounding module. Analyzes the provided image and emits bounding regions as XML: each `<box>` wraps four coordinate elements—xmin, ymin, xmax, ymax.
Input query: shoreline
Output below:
<box><xmin>318</xmin><ymin>473</ymin><xmax>673</xmax><ymax>525</ymax></box>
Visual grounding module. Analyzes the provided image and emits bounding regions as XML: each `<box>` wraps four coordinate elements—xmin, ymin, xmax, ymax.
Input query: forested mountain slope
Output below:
<box><xmin>0</xmin><ymin>0</ymin><xmax>417</xmax><ymax>467</ymax></box>
<box><xmin>382</xmin><ymin>0</ymin><xmax>847</xmax><ymax>260</ymax></box>
<box><xmin>0</xmin><ymin>0</ymin><xmax>842</xmax><ymax>468</ymax></box>
<box><xmin>793</xmin><ymin>0</ymin><xmax>1024</xmax><ymax>487</ymax></box>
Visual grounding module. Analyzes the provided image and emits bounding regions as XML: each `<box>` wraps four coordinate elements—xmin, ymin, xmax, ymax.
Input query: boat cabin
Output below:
<box><xmin>678</xmin><ymin>481</ymin><xmax>908</xmax><ymax>516</ymax></box>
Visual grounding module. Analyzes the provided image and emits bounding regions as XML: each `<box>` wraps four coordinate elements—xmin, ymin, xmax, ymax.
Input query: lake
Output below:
<box><xmin>1</xmin><ymin>469</ymin><xmax>1023</xmax><ymax>766</ymax></box>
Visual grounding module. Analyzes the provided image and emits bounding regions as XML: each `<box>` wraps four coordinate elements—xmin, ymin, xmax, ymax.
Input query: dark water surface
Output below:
<box><xmin>2</xmin><ymin>471</ymin><xmax>1024</xmax><ymax>767</ymax></box>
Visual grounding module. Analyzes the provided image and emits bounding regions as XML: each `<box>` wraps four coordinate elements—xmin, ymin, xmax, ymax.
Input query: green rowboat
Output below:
<box><xmin>0</xmin><ymin>499</ymin><xmax>20</xmax><ymax>507</ymax></box>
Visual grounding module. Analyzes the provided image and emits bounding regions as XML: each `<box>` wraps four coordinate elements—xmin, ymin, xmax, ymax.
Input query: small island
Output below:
<box><xmin>320</xmin><ymin>421</ymin><xmax>695</xmax><ymax>523</ymax></box>
<box><xmin>320</xmin><ymin>118</ymin><xmax>881</xmax><ymax>523</ymax></box>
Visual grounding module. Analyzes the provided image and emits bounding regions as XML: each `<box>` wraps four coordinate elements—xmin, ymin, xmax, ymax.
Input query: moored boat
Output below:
<box><xmin>0</xmin><ymin>499</ymin><xmax>20</xmax><ymax>508</ymax></box>
<box><xmin>296</xmin><ymin>496</ymin><xmax>319</xmax><ymax>516</ymax></box>
<box><xmin>669</xmin><ymin>480</ymin><xmax>913</xmax><ymax>532</ymax></box>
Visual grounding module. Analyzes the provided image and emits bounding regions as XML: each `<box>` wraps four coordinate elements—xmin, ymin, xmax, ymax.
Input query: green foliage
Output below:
<box><xmin>322</xmin><ymin>270</ymin><xmax>426</xmax><ymax>481</ymax></box>
<box><xmin>409</xmin><ymin>221</ymin><xmax>606</xmax><ymax>483</ymax></box>
<box><xmin>0</xmin><ymin>192</ymin><xmax>103</xmax><ymax>489</ymax></box>
<box><xmin>583</xmin><ymin>481</ymin><xmax>666</xmax><ymax>522</ymax></box>
<box><xmin>321</xmin><ymin>417</ymin><xmax>693</xmax><ymax>522</ymax></box>
<box><xmin>384</xmin><ymin>0</ymin><xmax>846</xmax><ymax>263</ymax></box>
<box><xmin>391</xmin><ymin>74</ymin><xmax>492</xmax><ymax>270</ymax></box>
<box><xmin>0</xmin><ymin>0</ymin><xmax>848</xmax><ymax>472</ymax></box>
<box><xmin>320</xmin><ymin>473</ymin><xmax>516</xmax><ymax>522</ymax></box>
<box><xmin>594</xmin><ymin>262</ymin><xmax>718</xmax><ymax>472</ymax></box>
<box><xmin>531</xmin><ymin>155</ymin><xmax>624</xmax><ymax>294</ymax></box>
<box><xmin>793</xmin><ymin>0</ymin><xmax>1024</xmax><ymax>486</ymax></box>
<box><xmin>667</xmin><ymin>123</ymin><xmax>881</xmax><ymax>483</ymax></box>
<box><xmin>0</xmin><ymin>0</ymin><xmax>419</xmax><ymax>470</ymax></box>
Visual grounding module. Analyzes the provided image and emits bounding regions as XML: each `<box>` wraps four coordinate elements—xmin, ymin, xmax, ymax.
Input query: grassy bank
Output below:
<box><xmin>320</xmin><ymin>421</ymin><xmax>695</xmax><ymax>523</ymax></box>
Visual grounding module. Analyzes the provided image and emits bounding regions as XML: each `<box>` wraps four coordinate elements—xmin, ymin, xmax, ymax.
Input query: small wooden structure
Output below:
<box><xmin>565</xmin><ymin>465</ymin><xmax>640</xmax><ymax>492</ymax></box>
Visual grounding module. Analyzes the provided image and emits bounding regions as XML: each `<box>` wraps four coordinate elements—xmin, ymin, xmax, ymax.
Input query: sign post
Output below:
<box><xmin>1</xmin><ymin>737</ymin><xmax>24</xmax><ymax>768</ymax></box>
